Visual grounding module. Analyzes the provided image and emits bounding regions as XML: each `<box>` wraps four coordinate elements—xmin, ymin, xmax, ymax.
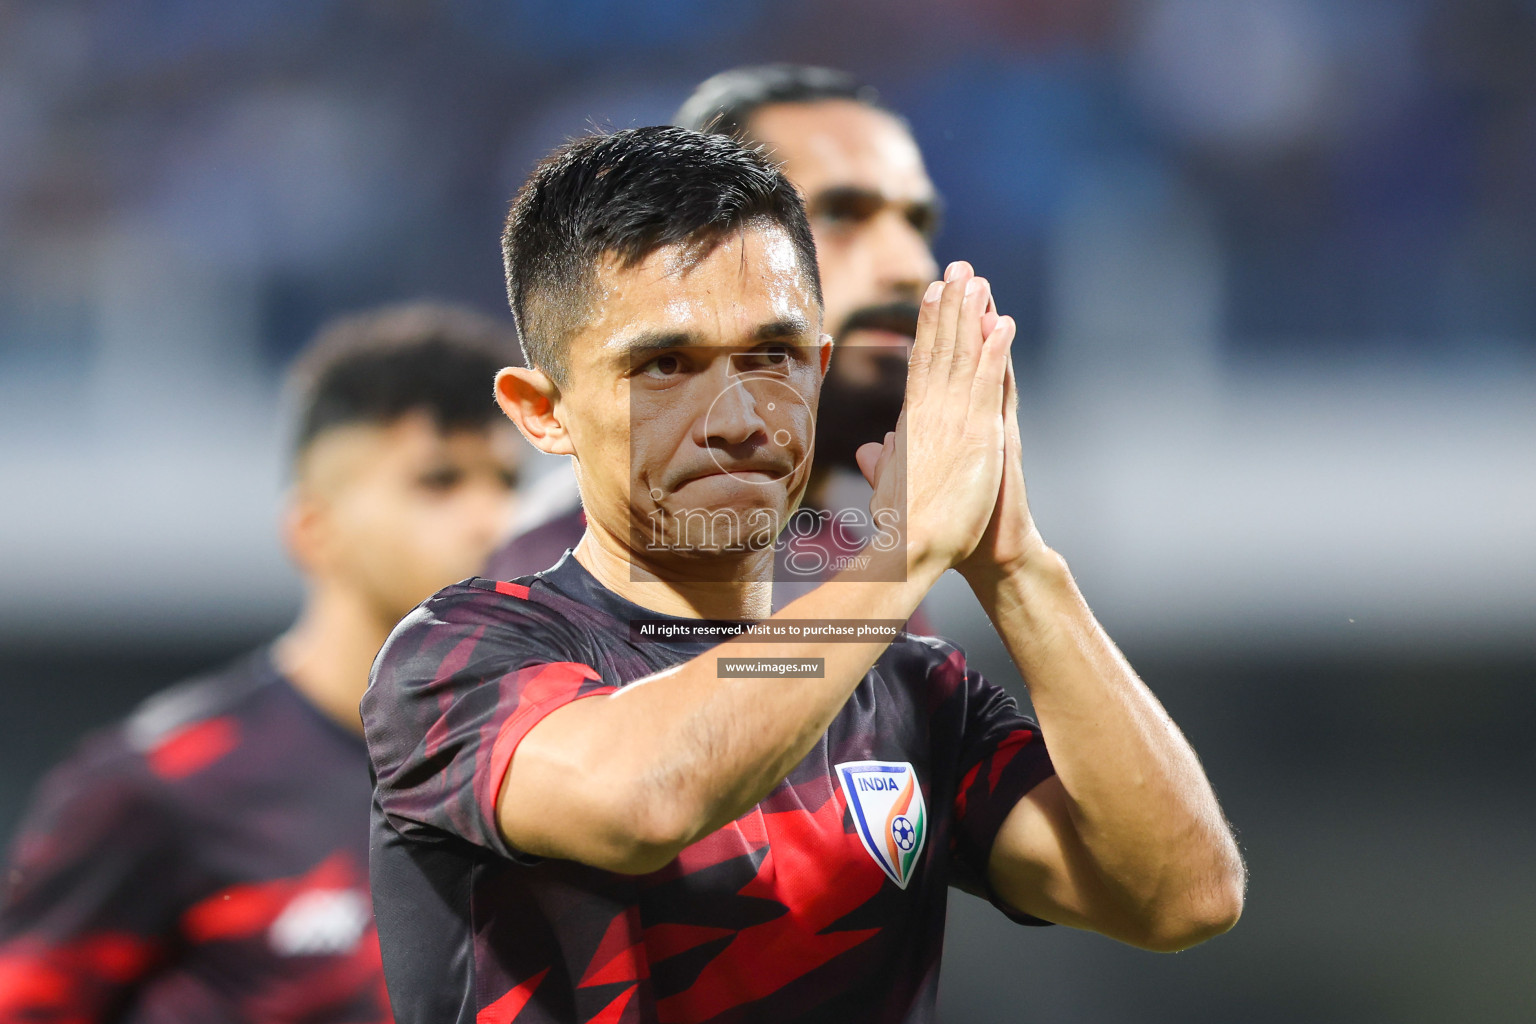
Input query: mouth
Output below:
<box><xmin>683</xmin><ymin>466</ymin><xmax>788</xmax><ymax>484</ymax></box>
<box><xmin>664</xmin><ymin>464</ymin><xmax>795</xmax><ymax>495</ymax></box>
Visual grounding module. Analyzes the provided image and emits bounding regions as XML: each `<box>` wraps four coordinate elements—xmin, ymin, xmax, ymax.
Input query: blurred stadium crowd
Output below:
<box><xmin>3</xmin><ymin>0</ymin><xmax>1535</xmax><ymax>373</ymax></box>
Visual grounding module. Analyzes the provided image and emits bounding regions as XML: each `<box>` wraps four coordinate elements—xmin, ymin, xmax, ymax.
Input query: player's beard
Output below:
<box><xmin>813</xmin><ymin>301</ymin><xmax>918</xmax><ymax>480</ymax></box>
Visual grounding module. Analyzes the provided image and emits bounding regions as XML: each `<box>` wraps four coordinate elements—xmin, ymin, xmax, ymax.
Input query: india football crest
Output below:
<box><xmin>835</xmin><ymin>760</ymin><xmax>927</xmax><ymax>889</ymax></box>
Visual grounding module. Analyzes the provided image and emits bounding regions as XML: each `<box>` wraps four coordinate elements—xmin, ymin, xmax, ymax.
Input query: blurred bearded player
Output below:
<box><xmin>363</xmin><ymin>127</ymin><xmax>1244</xmax><ymax>1024</ymax></box>
<box><xmin>0</xmin><ymin>304</ymin><xmax>526</xmax><ymax>1023</ymax></box>
<box><xmin>487</xmin><ymin>65</ymin><xmax>937</xmax><ymax>603</ymax></box>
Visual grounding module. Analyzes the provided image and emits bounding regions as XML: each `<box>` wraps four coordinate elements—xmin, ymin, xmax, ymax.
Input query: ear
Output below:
<box><xmin>817</xmin><ymin>332</ymin><xmax>834</xmax><ymax>376</ymax></box>
<box><xmin>280</xmin><ymin>485</ymin><xmax>327</xmax><ymax>577</ymax></box>
<box><xmin>495</xmin><ymin>366</ymin><xmax>574</xmax><ymax>457</ymax></box>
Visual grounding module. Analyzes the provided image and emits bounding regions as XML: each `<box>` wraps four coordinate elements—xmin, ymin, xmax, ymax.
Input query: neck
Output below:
<box><xmin>273</xmin><ymin>584</ymin><xmax>394</xmax><ymax>735</ymax></box>
<box><xmin>574</xmin><ymin>524</ymin><xmax>774</xmax><ymax>621</ymax></box>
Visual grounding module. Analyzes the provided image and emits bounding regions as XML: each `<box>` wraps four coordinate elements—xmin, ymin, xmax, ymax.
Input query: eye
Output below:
<box><xmin>497</xmin><ymin>466</ymin><xmax>521</xmax><ymax>490</ymax></box>
<box><xmin>417</xmin><ymin>466</ymin><xmax>464</xmax><ymax>493</ymax></box>
<box><xmin>817</xmin><ymin>207</ymin><xmax>862</xmax><ymax>227</ymax></box>
<box><xmin>813</xmin><ymin>192</ymin><xmax>882</xmax><ymax>229</ymax></box>
<box><xmin>737</xmin><ymin>344</ymin><xmax>795</xmax><ymax>374</ymax></box>
<box><xmin>761</xmin><ymin>344</ymin><xmax>792</xmax><ymax>368</ymax></box>
<box><xmin>639</xmin><ymin>352</ymin><xmax>686</xmax><ymax>379</ymax></box>
<box><xmin>907</xmin><ymin>202</ymin><xmax>941</xmax><ymax>240</ymax></box>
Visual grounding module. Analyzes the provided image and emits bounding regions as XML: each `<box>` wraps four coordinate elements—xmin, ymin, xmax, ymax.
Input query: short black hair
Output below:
<box><xmin>501</xmin><ymin>125</ymin><xmax>821</xmax><ymax>386</ymax></box>
<box><xmin>286</xmin><ymin>301</ymin><xmax>516</xmax><ymax>465</ymax></box>
<box><xmin>673</xmin><ymin>64</ymin><xmax>888</xmax><ymax>143</ymax></box>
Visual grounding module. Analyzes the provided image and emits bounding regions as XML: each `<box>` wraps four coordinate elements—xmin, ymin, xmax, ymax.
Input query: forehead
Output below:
<box><xmin>572</xmin><ymin>225</ymin><xmax>820</xmax><ymax>363</ymax></box>
<box><xmin>748</xmin><ymin>100</ymin><xmax>933</xmax><ymax>201</ymax></box>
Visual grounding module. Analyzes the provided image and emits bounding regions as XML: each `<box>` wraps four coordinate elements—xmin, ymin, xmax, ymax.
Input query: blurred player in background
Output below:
<box><xmin>487</xmin><ymin>65</ymin><xmax>939</xmax><ymax>607</ymax></box>
<box><xmin>0</xmin><ymin>304</ymin><xmax>526</xmax><ymax>1023</ymax></box>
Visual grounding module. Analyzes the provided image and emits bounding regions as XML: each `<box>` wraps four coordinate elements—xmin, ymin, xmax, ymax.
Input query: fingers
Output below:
<box><xmin>910</xmin><ymin>260</ymin><xmax>1010</xmax><ymax>440</ymax></box>
<box><xmin>1002</xmin><ymin>349</ymin><xmax>1020</xmax><ymax>427</ymax></box>
<box><xmin>909</xmin><ymin>279</ymin><xmax>944</xmax><ymax>393</ymax></box>
<box><xmin>928</xmin><ymin>262</ymin><xmax>972</xmax><ymax>378</ymax></box>
<box><xmin>981</xmin><ymin>289</ymin><xmax>1000</xmax><ymax>341</ymax></box>
<box><xmin>855</xmin><ymin>440</ymin><xmax>885</xmax><ymax>488</ymax></box>
<box><xmin>858</xmin><ymin>429</ymin><xmax>900</xmax><ymax>505</ymax></box>
<box><xmin>968</xmin><ymin>314</ymin><xmax>1016</xmax><ymax>427</ymax></box>
<box><xmin>947</xmin><ymin>275</ymin><xmax>991</xmax><ymax>392</ymax></box>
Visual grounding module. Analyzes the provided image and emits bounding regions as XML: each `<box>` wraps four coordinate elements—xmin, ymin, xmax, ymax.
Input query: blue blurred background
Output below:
<box><xmin>2</xmin><ymin>1</ymin><xmax>1533</xmax><ymax>1021</ymax></box>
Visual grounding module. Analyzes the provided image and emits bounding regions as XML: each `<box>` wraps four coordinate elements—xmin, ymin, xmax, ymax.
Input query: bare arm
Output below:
<box><xmin>952</xmin><ymin>278</ymin><xmax>1245</xmax><ymax>950</ymax></box>
<box><xmin>971</xmin><ymin>553</ymin><xmax>1246</xmax><ymax>952</ymax></box>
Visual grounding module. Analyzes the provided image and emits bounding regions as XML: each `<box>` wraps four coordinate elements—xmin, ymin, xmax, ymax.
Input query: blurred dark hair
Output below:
<box><xmin>287</xmin><ymin>302</ymin><xmax>517</xmax><ymax>464</ymax></box>
<box><xmin>673</xmin><ymin>64</ymin><xmax>889</xmax><ymax>142</ymax></box>
<box><xmin>501</xmin><ymin>125</ymin><xmax>821</xmax><ymax>386</ymax></box>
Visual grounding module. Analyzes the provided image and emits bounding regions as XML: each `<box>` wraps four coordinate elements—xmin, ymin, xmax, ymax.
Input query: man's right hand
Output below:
<box><xmin>856</xmin><ymin>260</ymin><xmax>1016</xmax><ymax>577</ymax></box>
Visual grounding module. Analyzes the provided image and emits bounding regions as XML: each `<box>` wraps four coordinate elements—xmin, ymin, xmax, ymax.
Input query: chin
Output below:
<box><xmin>641</xmin><ymin>497</ymin><xmax>785</xmax><ymax>561</ymax></box>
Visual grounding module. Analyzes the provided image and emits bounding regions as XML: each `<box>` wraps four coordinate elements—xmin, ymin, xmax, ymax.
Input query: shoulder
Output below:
<box><xmin>46</xmin><ymin>651</ymin><xmax>271</xmax><ymax>799</ymax></box>
<box><xmin>865</xmin><ymin>632</ymin><xmax>988</xmax><ymax>723</ymax></box>
<box><xmin>365</xmin><ymin>577</ymin><xmax>600</xmax><ymax>724</ymax></box>
<box><xmin>374</xmin><ymin>577</ymin><xmax>587</xmax><ymax>671</ymax></box>
<box><xmin>19</xmin><ymin>723</ymin><xmax>155</xmax><ymax>832</ymax></box>
<box><xmin>121</xmin><ymin>651</ymin><xmax>273</xmax><ymax>778</ymax></box>
<box><xmin>878</xmin><ymin>631</ymin><xmax>969</xmax><ymax>683</ymax></box>
<box><xmin>7</xmin><ymin>653</ymin><xmax>266</xmax><ymax>863</ymax></box>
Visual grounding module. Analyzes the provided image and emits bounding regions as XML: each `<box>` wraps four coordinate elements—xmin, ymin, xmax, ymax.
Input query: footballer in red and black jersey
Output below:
<box><xmin>363</xmin><ymin>553</ymin><xmax>1053</xmax><ymax>1024</ymax></box>
<box><xmin>0</xmin><ymin>650</ymin><xmax>392</xmax><ymax>1023</ymax></box>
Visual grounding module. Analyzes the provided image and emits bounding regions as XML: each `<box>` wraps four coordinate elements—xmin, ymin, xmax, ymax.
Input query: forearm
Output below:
<box><xmin>970</xmin><ymin>550</ymin><xmax>1244</xmax><ymax>915</ymax></box>
<box><xmin>622</xmin><ymin>558</ymin><xmax>940</xmax><ymax>844</ymax></box>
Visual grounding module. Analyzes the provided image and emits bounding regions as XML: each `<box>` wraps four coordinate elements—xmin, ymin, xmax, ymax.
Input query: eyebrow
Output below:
<box><xmin>808</xmin><ymin>185</ymin><xmax>943</xmax><ymax>227</ymax></box>
<box><xmin>611</xmin><ymin>317</ymin><xmax>816</xmax><ymax>365</ymax></box>
<box><xmin>809</xmin><ymin>184</ymin><xmax>937</xmax><ymax>208</ymax></box>
<box><xmin>755</xmin><ymin>315</ymin><xmax>815</xmax><ymax>341</ymax></box>
<box><xmin>612</xmin><ymin>330</ymin><xmax>696</xmax><ymax>362</ymax></box>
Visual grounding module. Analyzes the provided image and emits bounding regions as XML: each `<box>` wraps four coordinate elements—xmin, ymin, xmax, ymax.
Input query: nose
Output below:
<box><xmin>699</xmin><ymin>376</ymin><xmax>769</xmax><ymax>449</ymax></box>
<box><xmin>872</xmin><ymin>210</ymin><xmax>939</xmax><ymax>301</ymax></box>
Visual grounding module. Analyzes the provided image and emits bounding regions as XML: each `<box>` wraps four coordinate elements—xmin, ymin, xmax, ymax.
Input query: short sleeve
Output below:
<box><xmin>361</xmin><ymin>586</ymin><xmax>617</xmax><ymax>860</ymax></box>
<box><xmin>0</xmin><ymin>735</ymin><xmax>181</xmax><ymax>1020</ymax></box>
<box><xmin>946</xmin><ymin>662</ymin><xmax>1056</xmax><ymax>926</ymax></box>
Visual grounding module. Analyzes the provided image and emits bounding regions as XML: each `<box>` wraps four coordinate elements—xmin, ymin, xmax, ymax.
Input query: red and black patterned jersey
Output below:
<box><xmin>0</xmin><ymin>650</ymin><xmax>392</xmax><ymax>1024</ymax></box>
<box><xmin>363</xmin><ymin>554</ymin><xmax>1053</xmax><ymax>1024</ymax></box>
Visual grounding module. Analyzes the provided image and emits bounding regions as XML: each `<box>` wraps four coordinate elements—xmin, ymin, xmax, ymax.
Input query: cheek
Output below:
<box><xmin>809</xmin><ymin>225</ymin><xmax>866</xmax><ymax>266</ymax></box>
<box><xmin>813</xmin><ymin>262</ymin><xmax>863</xmax><ymax>330</ymax></box>
<box><xmin>339</xmin><ymin>491</ymin><xmax>436</xmax><ymax>560</ymax></box>
<box><xmin>369</xmin><ymin>500</ymin><xmax>488</xmax><ymax>595</ymax></box>
<box><xmin>629</xmin><ymin>403</ymin><xmax>694</xmax><ymax>470</ymax></box>
<box><xmin>327</xmin><ymin>496</ymin><xmax>391</xmax><ymax>565</ymax></box>
<box><xmin>619</xmin><ymin>381</ymin><xmax>712</xmax><ymax>487</ymax></box>
<box><xmin>569</xmin><ymin>391</ymin><xmax>634</xmax><ymax>466</ymax></box>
